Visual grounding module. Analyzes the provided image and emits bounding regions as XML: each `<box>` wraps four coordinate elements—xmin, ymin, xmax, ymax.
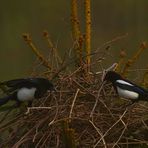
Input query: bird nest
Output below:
<box><xmin>0</xmin><ymin>68</ymin><xmax>148</xmax><ymax>148</ymax></box>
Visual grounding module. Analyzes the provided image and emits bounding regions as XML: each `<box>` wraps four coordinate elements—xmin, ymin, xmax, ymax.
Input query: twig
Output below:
<box><xmin>112</xmin><ymin>127</ymin><xmax>127</xmax><ymax>148</ymax></box>
<box><xmin>141</xmin><ymin>119</ymin><xmax>148</xmax><ymax>130</ymax></box>
<box><xmin>35</xmin><ymin>132</ymin><xmax>48</xmax><ymax>148</ymax></box>
<box><xmin>89</xmin><ymin>120</ymin><xmax>107</xmax><ymax>148</ymax></box>
<box><xmin>0</xmin><ymin>113</ymin><xmax>23</xmax><ymax>133</ymax></box>
<box><xmin>25</xmin><ymin>107</ymin><xmax>53</xmax><ymax>115</ymax></box>
<box><xmin>48</xmin><ymin>95</ymin><xmax>59</xmax><ymax>126</ymax></box>
<box><xmin>95</xmin><ymin>63</ymin><xmax>118</xmax><ymax>81</ymax></box>
<box><xmin>43</xmin><ymin>30</ymin><xmax>62</xmax><ymax>64</ymax></box>
<box><xmin>33</xmin><ymin>117</ymin><xmax>49</xmax><ymax>142</ymax></box>
<box><xmin>12</xmin><ymin>126</ymin><xmax>36</xmax><ymax>148</ymax></box>
<box><xmin>112</xmin><ymin>113</ymin><xmax>127</xmax><ymax>148</ymax></box>
<box><xmin>105</xmin><ymin>63</ymin><xmax>118</xmax><ymax>72</ymax></box>
<box><xmin>69</xmin><ymin>89</ymin><xmax>80</xmax><ymax>119</ymax></box>
<box><xmin>0</xmin><ymin>106</ymin><xmax>15</xmax><ymax>124</ymax></box>
<box><xmin>94</xmin><ymin>108</ymin><xmax>128</xmax><ymax>147</ymax></box>
<box><xmin>90</xmin><ymin>81</ymin><xmax>105</xmax><ymax>119</ymax></box>
<box><xmin>95</xmin><ymin>33</ymin><xmax>128</xmax><ymax>51</ymax></box>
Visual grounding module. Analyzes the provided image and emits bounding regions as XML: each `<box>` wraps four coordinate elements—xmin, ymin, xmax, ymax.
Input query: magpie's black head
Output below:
<box><xmin>104</xmin><ymin>71</ymin><xmax>122</xmax><ymax>83</ymax></box>
<box><xmin>35</xmin><ymin>78</ymin><xmax>55</xmax><ymax>91</ymax></box>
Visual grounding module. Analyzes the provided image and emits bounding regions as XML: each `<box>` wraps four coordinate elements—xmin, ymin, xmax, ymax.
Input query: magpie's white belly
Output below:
<box><xmin>117</xmin><ymin>87</ymin><xmax>139</xmax><ymax>100</ymax></box>
<box><xmin>17</xmin><ymin>88</ymin><xmax>36</xmax><ymax>101</ymax></box>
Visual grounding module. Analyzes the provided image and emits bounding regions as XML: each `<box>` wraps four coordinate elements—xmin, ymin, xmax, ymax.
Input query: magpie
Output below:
<box><xmin>0</xmin><ymin>78</ymin><xmax>55</xmax><ymax>107</ymax></box>
<box><xmin>104</xmin><ymin>71</ymin><xmax>148</xmax><ymax>103</ymax></box>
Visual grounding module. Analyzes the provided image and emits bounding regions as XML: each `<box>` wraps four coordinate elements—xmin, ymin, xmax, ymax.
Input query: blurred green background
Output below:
<box><xmin>0</xmin><ymin>0</ymin><xmax>148</xmax><ymax>80</ymax></box>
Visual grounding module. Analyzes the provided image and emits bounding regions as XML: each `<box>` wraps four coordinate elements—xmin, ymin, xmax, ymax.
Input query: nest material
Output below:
<box><xmin>0</xmin><ymin>70</ymin><xmax>148</xmax><ymax>148</ymax></box>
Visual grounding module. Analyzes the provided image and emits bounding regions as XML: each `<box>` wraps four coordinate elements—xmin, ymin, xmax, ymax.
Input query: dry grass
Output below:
<box><xmin>0</xmin><ymin>65</ymin><xmax>148</xmax><ymax>147</ymax></box>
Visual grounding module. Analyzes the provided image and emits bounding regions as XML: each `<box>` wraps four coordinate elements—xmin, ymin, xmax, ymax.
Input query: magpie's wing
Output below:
<box><xmin>2</xmin><ymin>79</ymin><xmax>26</xmax><ymax>87</ymax></box>
<box><xmin>121</xmin><ymin>78</ymin><xmax>148</xmax><ymax>93</ymax></box>
<box><xmin>1</xmin><ymin>78</ymin><xmax>36</xmax><ymax>89</ymax></box>
<box><xmin>115</xmin><ymin>81</ymin><xmax>148</xmax><ymax>95</ymax></box>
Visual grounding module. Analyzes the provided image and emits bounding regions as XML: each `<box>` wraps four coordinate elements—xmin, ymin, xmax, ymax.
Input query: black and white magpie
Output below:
<box><xmin>0</xmin><ymin>78</ymin><xmax>55</xmax><ymax>107</ymax></box>
<box><xmin>104</xmin><ymin>71</ymin><xmax>148</xmax><ymax>103</ymax></box>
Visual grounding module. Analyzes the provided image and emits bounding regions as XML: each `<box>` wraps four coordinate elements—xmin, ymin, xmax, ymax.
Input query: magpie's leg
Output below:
<box><xmin>27</xmin><ymin>101</ymin><xmax>33</xmax><ymax>107</ymax></box>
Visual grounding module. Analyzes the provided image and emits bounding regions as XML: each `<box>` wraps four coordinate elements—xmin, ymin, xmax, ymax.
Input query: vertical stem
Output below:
<box><xmin>85</xmin><ymin>0</ymin><xmax>91</xmax><ymax>72</ymax></box>
<box><xmin>61</xmin><ymin>120</ymin><xmax>76</xmax><ymax>148</ymax></box>
<box><xmin>71</xmin><ymin>0</ymin><xmax>83</xmax><ymax>66</ymax></box>
<box><xmin>71</xmin><ymin>0</ymin><xmax>80</xmax><ymax>40</ymax></box>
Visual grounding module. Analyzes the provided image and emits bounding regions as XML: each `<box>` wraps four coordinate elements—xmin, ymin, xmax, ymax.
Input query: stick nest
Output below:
<box><xmin>0</xmin><ymin>69</ymin><xmax>148</xmax><ymax>148</ymax></box>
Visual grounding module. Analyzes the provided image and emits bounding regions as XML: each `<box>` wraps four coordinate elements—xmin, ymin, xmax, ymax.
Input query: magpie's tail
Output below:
<box><xmin>0</xmin><ymin>95</ymin><xmax>12</xmax><ymax>106</ymax></box>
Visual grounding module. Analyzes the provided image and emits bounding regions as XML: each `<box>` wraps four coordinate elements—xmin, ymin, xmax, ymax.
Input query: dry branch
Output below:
<box><xmin>22</xmin><ymin>33</ymin><xmax>51</xmax><ymax>69</ymax></box>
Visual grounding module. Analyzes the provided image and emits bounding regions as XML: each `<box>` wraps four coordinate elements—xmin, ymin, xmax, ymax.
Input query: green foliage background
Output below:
<box><xmin>0</xmin><ymin>0</ymin><xmax>148</xmax><ymax>80</ymax></box>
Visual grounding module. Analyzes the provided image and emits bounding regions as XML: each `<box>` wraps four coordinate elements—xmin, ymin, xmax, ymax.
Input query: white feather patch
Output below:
<box><xmin>17</xmin><ymin>88</ymin><xmax>36</xmax><ymax>101</ymax></box>
<box><xmin>116</xmin><ymin>80</ymin><xmax>133</xmax><ymax>86</ymax></box>
<box><xmin>117</xmin><ymin>87</ymin><xmax>139</xmax><ymax>99</ymax></box>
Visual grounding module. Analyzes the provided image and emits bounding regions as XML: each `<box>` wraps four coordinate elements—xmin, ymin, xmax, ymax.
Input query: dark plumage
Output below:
<box><xmin>0</xmin><ymin>78</ymin><xmax>55</xmax><ymax>107</ymax></box>
<box><xmin>104</xmin><ymin>71</ymin><xmax>148</xmax><ymax>103</ymax></box>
